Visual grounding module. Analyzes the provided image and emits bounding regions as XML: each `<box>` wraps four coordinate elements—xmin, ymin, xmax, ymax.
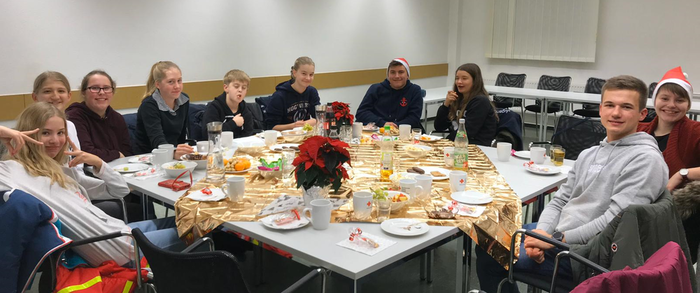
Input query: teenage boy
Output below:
<box><xmin>201</xmin><ymin>69</ymin><xmax>256</xmax><ymax>138</ymax></box>
<box><xmin>356</xmin><ymin>58</ymin><xmax>423</xmax><ymax>129</ymax></box>
<box><xmin>476</xmin><ymin>75</ymin><xmax>669</xmax><ymax>293</ymax></box>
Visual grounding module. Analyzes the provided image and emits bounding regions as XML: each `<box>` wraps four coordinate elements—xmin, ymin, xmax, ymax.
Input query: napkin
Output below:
<box><xmin>257</xmin><ymin>195</ymin><xmax>349</xmax><ymax>216</ymax></box>
<box><xmin>186</xmin><ymin>187</ymin><xmax>227</xmax><ymax>201</ymax></box>
<box><xmin>448</xmin><ymin>203</ymin><xmax>487</xmax><ymax>217</ymax></box>
<box><xmin>336</xmin><ymin>232</ymin><xmax>396</xmax><ymax>256</ymax></box>
<box><xmin>123</xmin><ymin>168</ymin><xmax>163</xmax><ymax>180</ymax></box>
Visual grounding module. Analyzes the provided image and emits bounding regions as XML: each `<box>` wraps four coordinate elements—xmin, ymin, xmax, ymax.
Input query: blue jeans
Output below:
<box><xmin>475</xmin><ymin>223</ymin><xmax>572</xmax><ymax>293</ymax></box>
<box><xmin>127</xmin><ymin>217</ymin><xmax>185</xmax><ymax>252</ymax></box>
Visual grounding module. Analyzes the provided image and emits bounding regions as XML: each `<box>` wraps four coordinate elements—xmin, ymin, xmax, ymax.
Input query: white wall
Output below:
<box><xmin>0</xmin><ymin>0</ymin><xmax>451</xmax><ymax>95</ymax></box>
<box><xmin>454</xmin><ymin>0</ymin><xmax>700</xmax><ymax>91</ymax></box>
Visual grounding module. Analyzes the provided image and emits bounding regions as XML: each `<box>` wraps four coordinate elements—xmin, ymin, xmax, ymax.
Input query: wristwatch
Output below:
<box><xmin>680</xmin><ymin>168</ymin><xmax>689</xmax><ymax>181</ymax></box>
<box><xmin>552</xmin><ymin>231</ymin><xmax>564</xmax><ymax>242</ymax></box>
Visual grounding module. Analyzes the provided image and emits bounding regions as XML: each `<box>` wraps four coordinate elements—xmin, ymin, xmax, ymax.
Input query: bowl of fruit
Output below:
<box><xmin>180</xmin><ymin>152</ymin><xmax>207</xmax><ymax>170</ymax></box>
<box><xmin>371</xmin><ymin>188</ymin><xmax>410</xmax><ymax>213</ymax></box>
<box><xmin>225</xmin><ymin>156</ymin><xmax>253</xmax><ymax>173</ymax></box>
<box><xmin>257</xmin><ymin>158</ymin><xmax>283</xmax><ymax>179</ymax></box>
<box><xmin>162</xmin><ymin>161</ymin><xmax>197</xmax><ymax>178</ymax></box>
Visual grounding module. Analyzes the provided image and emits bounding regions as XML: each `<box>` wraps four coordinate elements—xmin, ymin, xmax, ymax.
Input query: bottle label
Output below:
<box><xmin>381</xmin><ymin>152</ymin><xmax>393</xmax><ymax>170</ymax></box>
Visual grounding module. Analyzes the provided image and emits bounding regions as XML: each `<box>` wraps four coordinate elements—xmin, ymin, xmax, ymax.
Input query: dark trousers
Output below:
<box><xmin>475</xmin><ymin>223</ymin><xmax>573</xmax><ymax>293</ymax></box>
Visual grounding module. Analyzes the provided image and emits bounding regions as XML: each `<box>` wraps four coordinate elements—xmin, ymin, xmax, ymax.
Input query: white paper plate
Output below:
<box><xmin>128</xmin><ymin>155</ymin><xmax>153</xmax><ymax>164</ymax></box>
<box><xmin>259</xmin><ymin>214</ymin><xmax>309</xmax><ymax>230</ymax></box>
<box><xmin>255</xmin><ymin>131</ymin><xmax>281</xmax><ymax>138</ymax></box>
<box><xmin>451</xmin><ymin>190</ymin><xmax>493</xmax><ymax>205</ymax></box>
<box><xmin>269</xmin><ymin>143</ymin><xmax>300</xmax><ymax>152</ymax></box>
<box><xmin>525</xmin><ymin>164</ymin><xmax>561</xmax><ymax>175</ymax></box>
<box><xmin>418</xmin><ymin>135</ymin><xmax>443</xmax><ymax>142</ymax></box>
<box><xmin>363</xmin><ymin>125</ymin><xmax>379</xmax><ymax>131</ymax></box>
<box><xmin>112</xmin><ymin>163</ymin><xmax>150</xmax><ymax>173</ymax></box>
<box><xmin>380</xmin><ymin>218</ymin><xmax>430</xmax><ymax>236</ymax></box>
<box><xmin>513</xmin><ymin>151</ymin><xmax>530</xmax><ymax>159</ymax></box>
<box><xmin>413</xmin><ymin>166</ymin><xmax>449</xmax><ymax>180</ymax></box>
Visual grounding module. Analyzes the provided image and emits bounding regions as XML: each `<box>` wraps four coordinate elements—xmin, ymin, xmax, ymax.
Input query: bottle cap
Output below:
<box><xmin>459</xmin><ymin>118</ymin><xmax>465</xmax><ymax>123</ymax></box>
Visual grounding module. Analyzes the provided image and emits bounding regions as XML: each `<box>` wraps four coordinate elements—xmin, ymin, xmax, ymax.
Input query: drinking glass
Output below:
<box><xmin>552</xmin><ymin>146</ymin><xmax>566</xmax><ymax>166</ymax></box>
<box><xmin>376</xmin><ymin>199</ymin><xmax>391</xmax><ymax>222</ymax></box>
<box><xmin>281</xmin><ymin>149</ymin><xmax>296</xmax><ymax>186</ymax></box>
<box><xmin>411</xmin><ymin>128</ymin><xmax>422</xmax><ymax>144</ymax></box>
<box><xmin>550</xmin><ymin>144</ymin><xmax>562</xmax><ymax>163</ymax></box>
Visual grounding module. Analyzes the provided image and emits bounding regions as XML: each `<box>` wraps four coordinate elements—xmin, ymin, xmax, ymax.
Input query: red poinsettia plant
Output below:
<box><xmin>332</xmin><ymin>101</ymin><xmax>354</xmax><ymax>125</ymax></box>
<box><xmin>293</xmin><ymin>136</ymin><xmax>351</xmax><ymax>193</ymax></box>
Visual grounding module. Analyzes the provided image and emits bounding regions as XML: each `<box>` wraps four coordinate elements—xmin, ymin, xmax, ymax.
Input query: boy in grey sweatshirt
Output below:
<box><xmin>477</xmin><ymin>75</ymin><xmax>668</xmax><ymax>293</ymax></box>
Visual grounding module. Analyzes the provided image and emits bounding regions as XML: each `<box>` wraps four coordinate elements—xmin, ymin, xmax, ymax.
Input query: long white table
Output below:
<box><xmin>112</xmin><ymin>139</ymin><xmax>465</xmax><ymax>293</ymax></box>
<box><xmin>423</xmin><ymin>85</ymin><xmax>700</xmax><ymax>141</ymax></box>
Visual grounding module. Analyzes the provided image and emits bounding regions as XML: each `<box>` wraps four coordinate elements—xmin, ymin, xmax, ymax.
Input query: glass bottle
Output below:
<box><xmin>454</xmin><ymin>118</ymin><xmax>469</xmax><ymax>170</ymax></box>
<box><xmin>205</xmin><ymin>122</ymin><xmax>226</xmax><ymax>184</ymax></box>
<box><xmin>380</xmin><ymin>126</ymin><xmax>394</xmax><ymax>181</ymax></box>
<box><xmin>325</xmin><ymin>102</ymin><xmax>334</xmax><ymax>136</ymax></box>
<box><xmin>315</xmin><ymin>104</ymin><xmax>326</xmax><ymax>137</ymax></box>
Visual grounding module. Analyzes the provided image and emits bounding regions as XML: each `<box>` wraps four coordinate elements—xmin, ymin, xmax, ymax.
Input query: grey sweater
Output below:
<box><xmin>537</xmin><ymin>132</ymin><xmax>668</xmax><ymax>244</ymax></box>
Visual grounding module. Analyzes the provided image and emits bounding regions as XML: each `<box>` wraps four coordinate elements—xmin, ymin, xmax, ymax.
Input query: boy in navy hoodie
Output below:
<box><xmin>201</xmin><ymin>69</ymin><xmax>256</xmax><ymax>138</ymax></box>
<box><xmin>356</xmin><ymin>58</ymin><xmax>423</xmax><ymax>129</ymax></box>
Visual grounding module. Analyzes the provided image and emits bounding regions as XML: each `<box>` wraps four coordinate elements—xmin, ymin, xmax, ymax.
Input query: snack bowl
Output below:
<box><xmin>180</xmin><ymin>153</ymin><xmax>207</xmax><ymax>170</ymax></box>
<box><xmin>404</xmin><ymin>145</ymin><xmax>432</xmax><ymax>158</ymax></box>
<box><xmin>162</xmin><ymin>161</ymin><xmax>197</xmax><ymax>178</ymax></box>
<box><xmin>237</xmin><ymin>141</ymin><xmax>266</xmax><ymax>155</ymax></box>
<box><xmin>258</xmin><ymin>166</ymin><xmax>282</xmax><ymax>179</ymax></box>
<box><xmin>386</xmin><ymin>191</ymin><xmax>411</xmax><ymax>213</ymax></box>
<box><xmin>281</xmin><ymin>129</ymin><xmax>307</xmax><ymax>143</ymax></box>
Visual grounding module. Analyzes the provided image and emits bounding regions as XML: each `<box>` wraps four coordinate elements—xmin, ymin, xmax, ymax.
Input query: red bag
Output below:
<box><xmin>158</xmin><ymin>170</ymin><xmax>193</xmax><ymax>191</ymax></box>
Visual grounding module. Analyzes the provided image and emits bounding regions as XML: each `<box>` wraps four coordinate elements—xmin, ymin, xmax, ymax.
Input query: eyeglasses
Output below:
<box><xmin>87</xmin><ymin>86</ymin><xmax>114</xmax><ymax>93</ymax></box>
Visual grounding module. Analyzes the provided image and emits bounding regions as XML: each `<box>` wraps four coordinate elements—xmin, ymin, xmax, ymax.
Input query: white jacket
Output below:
<box><xmin>0</xmin><ymin>160</ymin><xmax>133</xmax><ymax>266</ymax></box>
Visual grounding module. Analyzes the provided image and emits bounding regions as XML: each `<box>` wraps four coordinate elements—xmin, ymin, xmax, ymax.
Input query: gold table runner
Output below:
<box><xmin>175</xmin><ymin>140</ymin><xmax>522</xmax><ymax>268</ymax></box>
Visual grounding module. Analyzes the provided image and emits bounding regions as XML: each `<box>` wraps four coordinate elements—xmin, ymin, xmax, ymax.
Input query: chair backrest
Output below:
<box><xmin>122</xmin><ymin>113</ymin><xmax>138</xmax><ymax>153</ymax></box>
<box><xmin>495</xmin><ymin>108</ymin><xmax>524</xmax><ymax>150</ymax></box>
<box><xmin>642</xmin><ymin>82</ymin><xmax>658</xmax><ymax>122</ymax></box>
<box><xmin>494</xmin><ymin>73</ymin><xmax>527</xmax><ymax>108</ymax></box>
<box><xmin>188</xmin><ymin>103</ymin><xmax>207</xmax><ymax>142</ymax></box>
<box><xmin>581</xmin><ymin>77</ymin><xmax>607</xmax><ymax>109</ymax></box>
<box><xmin>131</xmin><ymin>228</ymin><xmax>250</xmax><ymax>293</ymax></box>
<box><xmin>536</xmin><ymin>75</ymin><xmax>572</xmax><ymax>109</ymax></box>
<box><xmin>551</xmin><ymin>115</ymin><xmax>606</xmax><ymax>160</ymax></box>
<box><xmin>246</xmin><ymin>101</ymin><xmax>265</xmax><ymax>133</ymax></box>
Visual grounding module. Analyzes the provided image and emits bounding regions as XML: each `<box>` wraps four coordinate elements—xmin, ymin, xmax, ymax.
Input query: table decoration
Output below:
<box><xmin>337</xmin><ymin>227</ymin><xmax>396</xmax><ymax>256</ymax></box>
<box><xmin>293</xmin><ymin>136</ymin><xmax>351</xmax><ymax>205</ymax></box>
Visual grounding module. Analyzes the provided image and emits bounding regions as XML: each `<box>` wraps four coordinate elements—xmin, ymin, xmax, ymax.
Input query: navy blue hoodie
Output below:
<box><xmin>265</xmin><ymin>80</ymin><xmax>320</xmax><ymax>129</ymax></box>
<box><xmin>355</xmin><ymin>79</ymin><xmax>423</xmax><ymax>129</ymax></box>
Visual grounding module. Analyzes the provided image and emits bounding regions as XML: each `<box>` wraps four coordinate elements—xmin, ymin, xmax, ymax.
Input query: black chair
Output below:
<box><xmin>643</xmin><ymin>82</ymin><xmax>658</xmax><ymax>123</ymax></box>
<box><xmin>491</xmin><ymin>108</ymin><xmax>524</xmax><ymax>151</ymax></box>
<box><xmin>573</xmin><ymin>77</ymin><xmax>606</xmax><ymax>118</ymax></box>
<box><xmin>493</xmin><ymin>73</ymin><xmax>527</xmax><ymax>112</ymax></box>
<box><xmin>123</xmin><ymin>113</ymin><xmax>138</xmax><ymax>153</ymax></box>
<box><xmin>188</xmin><ymin>103</ymin><xmax>207</xmax><ymax>141</ymax></box>
<box><xmin>247</xmin><ymin>101</ymin><xmax>265</xmax><ymax>134</ymax></box>
<box><xmin>524</xmin><ymin>75</ymin><xmax>572</xmax><ymax>138</ymax></box>
<box><xmin>550</xmin><ymin>115</ymin><xmax>607</xmax><ymax>160</ymax></box>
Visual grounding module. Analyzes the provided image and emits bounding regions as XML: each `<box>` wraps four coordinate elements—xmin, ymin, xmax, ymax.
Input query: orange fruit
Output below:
<box><xmin>379</xmin><ymin>127</ymin><xmax>385</xmax><ymax>134</ymax></box>
<box><xmin>234</xmin><ymin>161</ymin><xmax>245</xmax><ymax>171</ymax></box>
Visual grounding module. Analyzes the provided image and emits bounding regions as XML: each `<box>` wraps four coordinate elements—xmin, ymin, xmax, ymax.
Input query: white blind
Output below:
<box><xmin>485</xmin><ymin>0</ymin><xmax>600</xmax><ymax>62</ymax></box>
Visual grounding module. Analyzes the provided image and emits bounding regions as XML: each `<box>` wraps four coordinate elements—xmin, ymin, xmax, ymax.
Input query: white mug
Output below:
<box><xmin>197</xmin><ymin>141</ymin><xmax>209</xmax><ymax>153</ymax></box>
<box><xmin>158</xmin><ymin>144</ymin><xmax>175</xmax><ymax>160</ymax></box>
<box><xmin>352</xmin><ymin>191</ymin><xmax>373</xmax><ymax>220</ymax></box>
<box><xmin>444</xmin><ymin>147</ymin><xmax>455</xmax><ymax>168</ymax></box>
<box><xmin>227</xmin><ymin>176</ymin><xmax>245</xmax><ymax>201</ymax></box>
<box><xmin>496</xmin><ymin>142</ymin><xmax>512</xmax><ymax>162</ymax></box>
<box><xmin>151</xmin><ymin>149</ymin><xmax>170</xmax><ymax>168</ymax></box>
<box><xmin>264</xmin><ymin>130</ymin><xmax>277</xmax><ymax>147</ymax></box>
<box><xmin>303</xmin><ymin>199</ymin><xmax>332</xmax><ymax>230</ymax></box>
<box><xmin>221</xmin><ymin>132</ymin><xmax>234</xmax><ymax>148</ymax></box>
<box><xmin>414</xmin><ymin>175</ymin><xmax>433</xmax><ymax>198</ymax></box>
<box><xmin>449</xmin><ymin>171</ymin><xmax>468</xmax><ymax>193</ymax></box>
<box><xmin>399</xmin><ymin>124</ymin><xmax>411</xmax><ymax>141</ymax></box>
<box><xmin>352</xmin><ymin>122</ymin><xmax>363</xmax><ymax>139</ymax></box>
<box><xmin>399</xmin><ymin>179</ymin><xmax>423</xmax><ymax>199</ymax></box>
<box><xmin>530</xmin><ymin>147</ymin><xmax>546</xmax><ymax>164</ymax></box>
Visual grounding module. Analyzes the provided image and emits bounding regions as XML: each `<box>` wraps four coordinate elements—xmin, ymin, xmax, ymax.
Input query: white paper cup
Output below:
<box><xmin>221</xmin><ymin>132</ymin><xmax>234</xmax><ymax>148</ymax></box>
<box><xmin>444</xmin><ymin>147</ymin><xmax>455</xmax><ymax>168</ymax></box>
<box><xmin>196</xmin><ymin>141</ymin><xmax>209</xmax><ymax>153</ymax></box>
<box><xmin>399</xmin><ymin>178</ymin><xmax>423</xmax><ymax>199</ymax></box>
<box><xmin>352</xmin><ymin>191</ymin><xmax>373</xmax><ymax>220</ymax></box>
<box><xmin>227</xmin><ymin>176</ymin><xmax>245</xmax><ymax>201</ymax></box>
<box><xmin>496</xmin><ymin>142</ymin><xmax>512</xmax><ymax>162</ymax></box>
<box><xmin>352</xmin><ymin>122</ymin><xmax>363</xmax><ymax>139</ymax></box>
<box><xmin>449</xmin><ymin>170</ymin><xmax>468</xmax><ymax>193</ymax></box>
<box><xmin>414</xmin><ymin>175</ymin><xmax>433</xmax><ymax>199</ymax></box>
<box><xmin>151</xmin><ymin>149</ymin><xmax>170</xmax><ymax>168</ymax></box>
<box><xmin>303</xmin><ymin>199</ymin><xmax>332</xmax><ymax>230</ymax></box>
<box><xmin>399</xmin><ymin>124</ymin><xmax>411</xmax><ymax>141</ymax></box>
<box><xmin>264</xmin><ymin>130</ymin><xmax>277</xmax><ymax>147</ymax></box>
<box><xmin>158</xmin><ymin>144</ymin><xmax>174</xmax><ymax>160</ymax></box>
<box><xmin>530</xmin><ymin>147</ymin><xmax>546</xmax><ymax>164</ymax></box>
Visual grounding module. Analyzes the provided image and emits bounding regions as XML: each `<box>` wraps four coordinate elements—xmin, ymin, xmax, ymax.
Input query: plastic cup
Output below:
<box><xmin>352</xmin><ymin>191</ymin><xmax>373</xmax><ymax>220</ymax></box>
<box><xmin>497</xmin><ymin>142</ymin><xmax>512</xmax><ymax>162</ymax></box>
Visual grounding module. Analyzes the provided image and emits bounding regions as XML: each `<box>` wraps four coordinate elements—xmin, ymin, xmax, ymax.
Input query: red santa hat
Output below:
<box><xmin>388</xmin><ymin>58</ymin><xmax>410</xmax><ymax>77</ymax></box>
<box><xmin>653</xmin><ymin>66</ymin><xmax>693</xmax><ymax>102</ymax></box>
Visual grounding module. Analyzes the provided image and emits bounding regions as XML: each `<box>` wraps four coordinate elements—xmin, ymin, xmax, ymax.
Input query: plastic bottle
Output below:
<box><xmin>380</xmin><ymin>126</ymin><xmax>394</xmax><ymax>181</ymax></box>
<box><xmin>454</xmin><ymin>118</ymin><xmax>469</xmax><ymax>170</ymax></box>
